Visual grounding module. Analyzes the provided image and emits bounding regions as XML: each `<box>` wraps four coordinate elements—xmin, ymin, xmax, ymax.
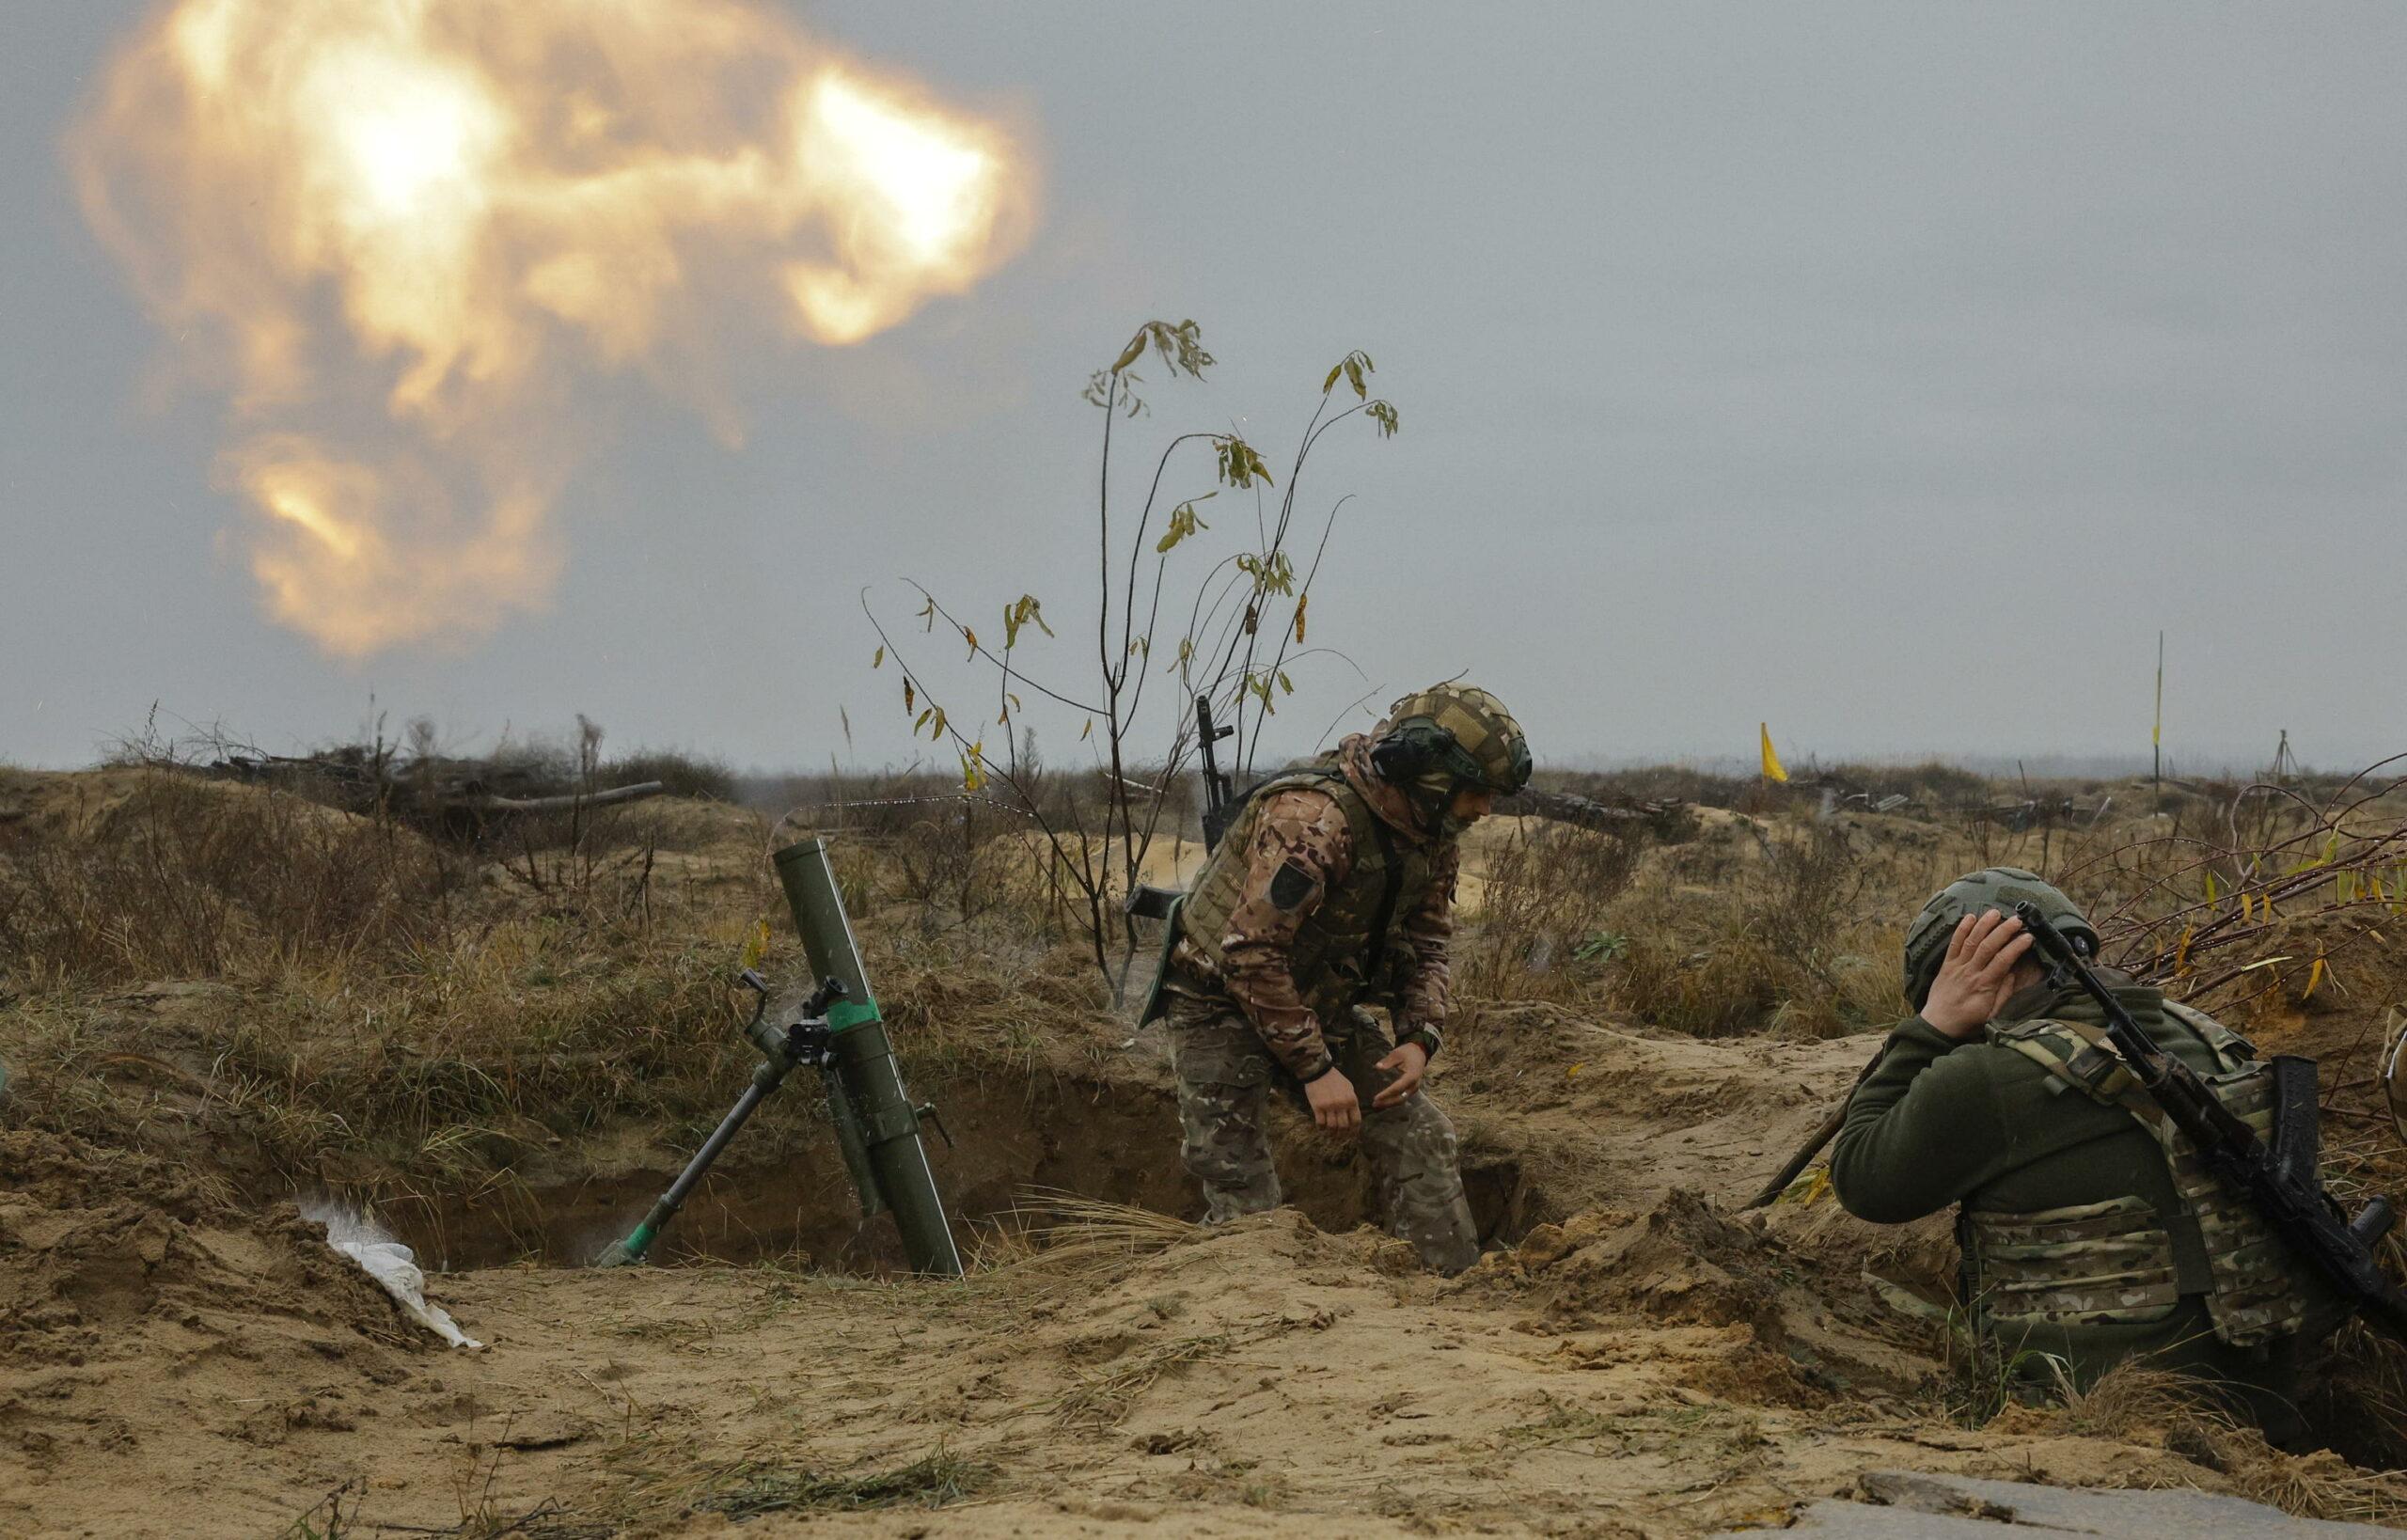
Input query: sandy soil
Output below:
<box><xmin>0</xmin><ymin>1013</ymin><xmax>2285</xmax><ymax>1540</ymax></box>
<box><xmin>6</xmin><ymin>771</ymin><xmax>2403</xmax><ymax>1535</ymax></box>
<box><xmin>0</xmin><ymin>1164</ymin><xmax>2197</xmax><ymax>1539</ymax></box>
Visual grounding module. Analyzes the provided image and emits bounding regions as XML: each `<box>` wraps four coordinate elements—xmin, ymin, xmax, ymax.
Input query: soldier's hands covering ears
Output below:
<box><xmin>1370</xmin><ymin>1042</ymin><xmax>1429</xmax><ymax>1109</ymax></box>
<box><xmin>1921</xmin><ymin>909</ymin><xmax>2035</xmax><ymax>1040</ymax></box>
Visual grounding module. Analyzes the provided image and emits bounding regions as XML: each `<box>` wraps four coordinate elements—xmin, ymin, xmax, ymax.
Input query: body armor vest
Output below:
<box><xmin>1961</xmin><ymin>1002</ymin><xmax>2310</xmax><ymax>1347</ymax></box>
<box><xmin>1176</xmin><ymin>762</ymin><xmax>1439</xmax><ymax>1022</ymax></box>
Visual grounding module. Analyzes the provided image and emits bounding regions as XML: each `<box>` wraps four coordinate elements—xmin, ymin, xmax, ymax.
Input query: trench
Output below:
<box><xmin>369</xmin><ymin>1068</ymin><xmax>1543</xmax><ymax>1274</ymax></box>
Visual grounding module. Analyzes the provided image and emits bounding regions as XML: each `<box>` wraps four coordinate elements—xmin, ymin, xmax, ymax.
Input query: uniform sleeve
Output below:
<box><xmin>1215</xmin><ymin>789</ymin><xmax>1354</xmax><ymax>1082</ymax></box>
<box><xmin>1393</xmin><ymin>840</ymin><xmax>1457</xmax><ymax>1057</ymax></box>
<box><xmin>1830</xmin><ymin>1019</ymin><xmax>2018</xmax><ymax>1223</ymax></box>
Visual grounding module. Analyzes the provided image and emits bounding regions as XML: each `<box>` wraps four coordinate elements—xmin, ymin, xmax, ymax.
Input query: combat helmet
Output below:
<box><xmin>1901</xmin><ymin>867</ymin><xmax>2099</xmax><ymax>1010</ymax></box>
<box><xmin>1369</xmin><ymin>684</ymin><xmax>1533</xmax><ymax>796</ymax></box>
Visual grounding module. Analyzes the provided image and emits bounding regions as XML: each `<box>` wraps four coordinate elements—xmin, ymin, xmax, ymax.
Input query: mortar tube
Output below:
<box><xmin>773</xmin><ymin>837</ymin><xmax>964</xmax><ymax>1277</ymax></box>
<box><xmin>597</xmin><ymin>1058</ymin><xmax>787</xmax><ymax>1267</ymax></box>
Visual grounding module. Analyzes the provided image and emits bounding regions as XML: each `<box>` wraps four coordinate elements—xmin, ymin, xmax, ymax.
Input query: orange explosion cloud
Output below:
<box><xmin>72</xmin><ymin>0</ymin><xmax>1031</xmax><ymax>656</ymax></box>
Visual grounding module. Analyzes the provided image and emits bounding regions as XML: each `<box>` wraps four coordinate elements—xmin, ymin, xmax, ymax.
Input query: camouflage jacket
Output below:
<box><xmin>1171</xmin><ymin>734</ymin><xmax>1457</xmax><ymax>1082</ymax></box>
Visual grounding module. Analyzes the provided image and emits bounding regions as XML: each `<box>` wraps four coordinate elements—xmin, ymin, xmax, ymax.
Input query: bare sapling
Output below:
<box><xmin>863</xmin><ymin>320</ymin><xmax>1400</xmax><ymax>998</ymax></box>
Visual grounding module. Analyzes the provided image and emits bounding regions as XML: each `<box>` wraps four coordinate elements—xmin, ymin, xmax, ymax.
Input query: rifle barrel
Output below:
<box><xmin>2010</xmin><ymin>901</ymin><xmax>2407</xmax><ymax>1343</ymax></box>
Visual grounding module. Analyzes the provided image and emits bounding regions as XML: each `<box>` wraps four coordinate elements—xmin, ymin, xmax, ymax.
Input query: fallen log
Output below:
<box><xmin>1501</xmin><ymin>787</ymin><xmax>1694</xmax><ymax>841</ymax></box>
<box><xmin>469</xmin><ymin>781</ymin><xmax>666</xmax><ymax>814</ymax></box>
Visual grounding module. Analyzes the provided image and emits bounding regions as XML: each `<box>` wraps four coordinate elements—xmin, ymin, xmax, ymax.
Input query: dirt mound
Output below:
<box><xmin>1514</xmin><ymin>1189</ymin><xmax>1786</xmax><ymax>1334</ymax></box>
<box><xmin>0</xmin><ymin>1129</ymin><xmax>448</xmax><ymax>1532</ymax></box>
<box><xmin>1478</xmin><ymin>1189</ymin><xmax>1943</xmax><ymax>1412</ymax></box>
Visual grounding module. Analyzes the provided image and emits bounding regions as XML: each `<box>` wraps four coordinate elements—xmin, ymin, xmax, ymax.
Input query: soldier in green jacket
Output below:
<box><xmin>1159</xmin><ymin>684</ymin><xmax>1532</xmax><ymax>1275</ymax></box>
<box><xmin>1833</xmin><ymin>868</ymin><xmax>2344</xmax><ymax>1441</ymax></box>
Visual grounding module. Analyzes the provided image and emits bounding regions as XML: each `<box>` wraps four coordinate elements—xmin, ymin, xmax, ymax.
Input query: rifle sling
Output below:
<box><xmin>2000</xmin><ymin>1016</ymin><xmax>2220</xmax><ymax>1296</ymax></box>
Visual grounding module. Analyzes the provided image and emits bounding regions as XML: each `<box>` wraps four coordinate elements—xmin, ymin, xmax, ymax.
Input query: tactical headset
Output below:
<box><xmin>1369</xmin><ymin>715</ymin><xmax>1533</xmax><ymax>794</ymax></box>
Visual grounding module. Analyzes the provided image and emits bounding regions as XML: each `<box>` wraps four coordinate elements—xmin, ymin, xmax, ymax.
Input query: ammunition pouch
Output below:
<box><xmin>1125</xmin><ymin>885</ymin><xmax>1184</xmax><ymax>922</ymax></box>
<box><xmin>1965</xmin><ymin>1194</ymin><xmax>2184</xmax><ymax>1330</ymax></box>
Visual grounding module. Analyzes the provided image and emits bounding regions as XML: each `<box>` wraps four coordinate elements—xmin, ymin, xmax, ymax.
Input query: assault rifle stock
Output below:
<box><xmin>1125</xmin><ymin>694</ymin><xmax>1238</xmax><ymax>927</ymax></box>
<box><xmin>1124</xmin><ymin>695</ymin><xmax>1238</xmax><ymax>1021</ymax></box>
<box><xmin>2013</xmin><ymin>902</ymin><xmax>2407</xmax><ymax>1342</ymax></box>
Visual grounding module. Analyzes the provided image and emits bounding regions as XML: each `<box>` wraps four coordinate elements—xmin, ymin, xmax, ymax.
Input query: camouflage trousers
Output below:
<box><xmin>1164</xmin><ymin>996</ymin><xmax>1481</xmax><ymax>1276</ymax></box>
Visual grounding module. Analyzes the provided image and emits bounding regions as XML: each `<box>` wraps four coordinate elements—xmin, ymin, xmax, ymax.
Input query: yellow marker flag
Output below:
<box><xmin>1760</xmin><ymin>723</ymin><xmax>1789</xmax><ymax>783</ymax></box>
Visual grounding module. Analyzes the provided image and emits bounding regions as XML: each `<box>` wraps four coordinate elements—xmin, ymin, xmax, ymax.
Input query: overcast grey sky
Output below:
<box><xmin>6</xmin><ymin>3</ymin><xmax>2404</xmax><ymax>775</ymax></box>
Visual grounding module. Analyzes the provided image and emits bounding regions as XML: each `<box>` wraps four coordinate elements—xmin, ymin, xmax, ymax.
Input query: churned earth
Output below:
<box><xmin>4</xmin><ymin>768</ymin><xmax>2406</xmax><ymax>1535</ymax></box>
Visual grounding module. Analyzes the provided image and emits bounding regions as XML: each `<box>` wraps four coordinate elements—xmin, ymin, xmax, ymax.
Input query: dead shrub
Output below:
<box><xmin>1588</xmin><ymin>813</ymin><xmax>1913</xmax><ymax>1040</ymax></box>
<box><xmin>0</xmin><ymin>773</ymin><xmax>465</xmax><ymax>985</ymax></box>
<box><xmin>1459</xmin><ymin>821</ymin><xmax>1643</xmax><ymax>1004</ymax></box>
<box><xmin>888</xmin><ymin>799</ymin><xmax>999</xmax><ymax>934</ymax></box>
<box><xmin>1740</xmin><ymin>820</ymin><xmax>1880</xmax><ymax>988</ymax></box>
<box><xmin>1607</xmin><ymin>935</ymin><xmax>1786</xmax><ymax>1038</ymax></box>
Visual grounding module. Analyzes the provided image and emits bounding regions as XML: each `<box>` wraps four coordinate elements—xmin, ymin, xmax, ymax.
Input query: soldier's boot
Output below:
<box><xmin>1360</xmin><ymin>1092</ymin><xmax>1480</xmax><ymax>1275</ymax></box>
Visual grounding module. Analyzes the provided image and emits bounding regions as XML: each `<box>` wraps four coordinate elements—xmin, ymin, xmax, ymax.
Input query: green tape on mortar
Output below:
<box><xmin>772</xmin><ymin>834</ymin><xmax>963</xmax><ymax>1276</ymax></box>
<box><xmin>826</xmin><ymin>998</ymin><xmax>881</xmax><ymax>1033</ymax></box>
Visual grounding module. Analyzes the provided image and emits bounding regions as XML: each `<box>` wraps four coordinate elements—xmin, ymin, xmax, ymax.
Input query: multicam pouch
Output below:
<box><xmin>1964</xmin><ymin>1194</ymin><xmax>2182</xmax><ymax>1328</ymax></box>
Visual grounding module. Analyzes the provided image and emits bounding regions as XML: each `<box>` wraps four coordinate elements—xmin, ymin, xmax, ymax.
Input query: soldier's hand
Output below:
<box><xmin>1370</xmin><ymin>1043</ymin><xmax>1428</xmax><ymax>1109</ymax></box>
<box><xmin>1304</xmin><ymin>1066</ymin><xmax>1361</xmax><ymax>1132</ymax></box>
<box><xmin>1921</xmin><ymin>909</ymin><xmax>2034</xmax><ymax>1040</ymax></box>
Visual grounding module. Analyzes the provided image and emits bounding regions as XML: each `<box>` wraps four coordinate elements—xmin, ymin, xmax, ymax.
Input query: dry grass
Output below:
<box><xmin>596</xmin><ymin>1424</ymin><xmax>990</xmax><ymax>1529</ymax></box>
<box><xmin>2054</xmin><ymin>1359</ymin><xmax>2242</xmax><ymax>1438</ymax></box>
<box><xmin>1041</xmin><ymin>1331</ymin><xmax>1237</xmax><ymax>1427</ymax></box>
<box><xmin>0</xmin><ymin>771</ymin><xmax>469</xmax><ymax>985</ymax></box>
<box><xmin>1569</xmin><ymin>810</ymin><xmax>1924</xmax><ymax>1040</ymax></box>
<box><xmin>984</xmin><ymin>1192</ymin><xmax>1200</xmax><ymax>1284</ymax></box>
<box><xmin>0</xmin><ymin>761</ymin><xmax>1134</xmax><ymax>1215</ymax></box>
<box><xmin>692</xmin><ymin>1448</ymin><xmax>994</xmax><ymax>1517</ymax></box>
<box><xmin>2056</xmin><ymin>1359</ymin><xmax>2407</xmax><ymax>1525</ymax></box>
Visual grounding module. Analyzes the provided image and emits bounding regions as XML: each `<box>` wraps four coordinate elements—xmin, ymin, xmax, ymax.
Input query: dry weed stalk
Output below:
<box><xmin>1458</xmin><ymin>819</ymin><xmax>1642</xmax><ymax>1004</ymax></box>
<box><xmin>989</xmin><ymin>1191</ymin><xmax>1199</xmax><ymax>1290</ymax></box>
<box><xmin>2059</xmin><ymin>1359</ymin><xmax>2407</xmax><ymax>1524</ymax></box>
<box><xmin>2056</xmin><ymin>757</ymin><xmax>2407</xmax><ymax>1007</ymax></box>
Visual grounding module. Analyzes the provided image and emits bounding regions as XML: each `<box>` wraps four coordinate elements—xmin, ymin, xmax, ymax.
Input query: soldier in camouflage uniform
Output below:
<box><xmin>1833</xmin><ymin>869</ymin><xmax>2344</xmax><ymax>1440</ymax></box>
<box><xmin>1159</xmin><ymin>684</ymin><xmax>1532</xmax><ymax>1275</ymax></box>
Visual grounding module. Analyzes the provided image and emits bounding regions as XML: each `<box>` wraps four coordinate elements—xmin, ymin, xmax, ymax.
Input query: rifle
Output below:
<box><xmin>1123</xmin><ymin>695</ymin><xmax>1239</xmax><ymax>1020</ymax></box>
<box><xmin>1195</xmin><ymin>694</ymin><xmax>1237</xmax><ymax>854</ymax></box>
<box><xmin>2013</xmin><ymin>901</ymin><xmax>2407</xmax><ymax>1341</ymax></box>
<box><xmin>598</xmin><ymin>838</ymin><xmax>962</xmax><ymax>1274</ymax></box>
<box><xmin>1125</xmin><ymin>694</ymin><xmax>1239</xmax><ymax>927</ymax></box>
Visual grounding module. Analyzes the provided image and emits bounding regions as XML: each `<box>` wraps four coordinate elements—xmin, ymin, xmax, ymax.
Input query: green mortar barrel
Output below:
<box><xmin>773</xmin><ymin>837</ymin><xmax>964</xmax><ymax>1277</ymax></box>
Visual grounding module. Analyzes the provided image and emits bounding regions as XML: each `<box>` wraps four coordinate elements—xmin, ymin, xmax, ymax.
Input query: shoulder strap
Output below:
<box><xmin>1361</xmin><ymin>816</ymin><xmax>1406</xmax><ymax>974</ymax></box>
<box><xmin>1987</xmin><ymin>1018</ymin><xmax>2140</xmax><ymax>1105</ymax></box>
<box><xmin>2161</xmin><ymin>1000</ymin><xmax>2258</xmax><ymax>1073</ymax></box>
